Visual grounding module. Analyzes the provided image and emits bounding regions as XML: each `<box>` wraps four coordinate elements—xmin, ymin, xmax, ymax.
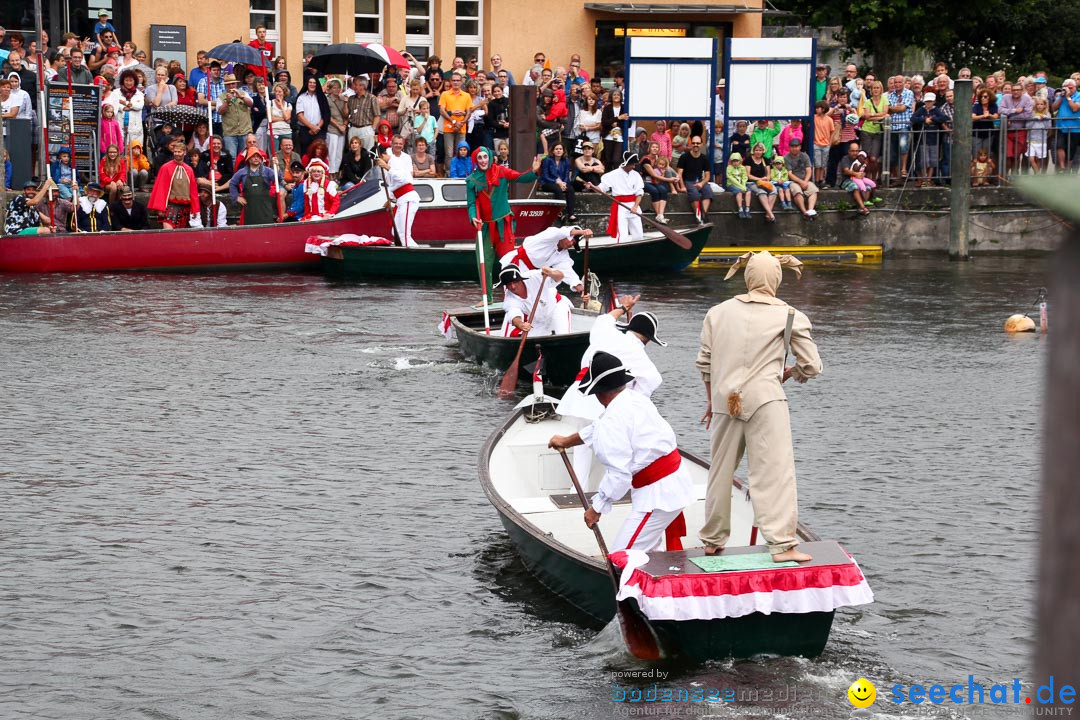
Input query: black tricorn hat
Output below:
<box><xmin>619</xmin><ymin>311</ymin><xmax>667</xmax><ymax>347</ymax></box>
<box><xmin>496</xmin><ymin>264</ymin><xmax>525</xmax><ymax>287</ymax></box>
<box><xmin>581</xmin><ymin>351</ymin><xmax>634</xmax><ymax>396</ymax></box>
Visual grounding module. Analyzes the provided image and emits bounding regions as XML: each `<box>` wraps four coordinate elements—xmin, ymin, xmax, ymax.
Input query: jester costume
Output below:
<box><xmin>465</xmin><ymin>146</ymin><xmax>536</xmax><ymax>293</ymax></box>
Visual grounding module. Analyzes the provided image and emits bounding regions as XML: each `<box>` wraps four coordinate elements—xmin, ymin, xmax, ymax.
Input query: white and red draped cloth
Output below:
<box><xmin>609</xmin><ymin>548</ymin><xmax>874</xmax><ymax>622</ymax></box>
<box><xmin>304</xmin><ymin>233</ymin><xmax>392</xmax><ymax>256</ymax></box>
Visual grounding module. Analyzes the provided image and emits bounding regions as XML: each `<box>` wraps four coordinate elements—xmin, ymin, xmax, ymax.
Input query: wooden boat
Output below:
<box><xmin>479</xmin><ymin>397</ymin><xmax>874</xmax><ymax>661</ymax></box>
<box><xmin>0</xmin><ymin>178</ymin><xmax>562</xmax><ymax>273</ymax></box>
<box><xmin>318</xmin><ymin>224</ymin><xmax>712</xmax><ymax>280</ymax></box>
<box><xmin>448</xmin><ymin>305</ymin><xmax>596</xmax><ymax>388</ymax></box>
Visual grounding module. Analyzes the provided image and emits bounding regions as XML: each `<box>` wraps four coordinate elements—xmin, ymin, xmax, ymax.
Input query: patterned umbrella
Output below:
<box><xmin>206</xmin><ymin>42</ymin><xmax>268</xmax><ymax>72</ymax></box>
<box><xmin>307</xmin><ymin>43</ymin><xmax>410</xmax><ymax>76</ymax></box>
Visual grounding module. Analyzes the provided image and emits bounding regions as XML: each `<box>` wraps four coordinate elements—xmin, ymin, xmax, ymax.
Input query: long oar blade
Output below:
<box><xmin>557</xmin><ymin>449</ymin><xmax>663</xmax><ymax>660</ymax></box>
<box><xmin>591</xmin><ymin>185</ymin><xmax>693</xmax><ymax>249</ymax></box>
<box><xmin>650</xmin><ymin>220</ymin><xmax>694</xmax><ymax>250</ymax></box>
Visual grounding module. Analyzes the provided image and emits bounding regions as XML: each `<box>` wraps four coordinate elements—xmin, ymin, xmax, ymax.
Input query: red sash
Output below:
<box><xmin>393</xmin><ymin>183</ymin><xmax>415</xmax><ymax>198</ymax></box>
<box><xmin>632</xmin><ymin>448</ymin><xmax>684</xmax><ymax>551</ymax></box>
<box><xmin>607</xmin><ymin>194</ymin><xmax>637</xmax><ymax>238</ymax></box>
<box><xmin>633</xmin><ymin>449</ymin><xmax>681</xmax><ymax>488</ymax></box>
<box><xmin>512</xmin><ymin>244</ymin><xmax>536</xmax><ymax>270</ymax></box>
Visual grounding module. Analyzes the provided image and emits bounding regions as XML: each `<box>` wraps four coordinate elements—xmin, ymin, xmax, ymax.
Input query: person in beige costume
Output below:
<box><xmin>696</xmin><ymin>251</ymin><xmax>823</xmax><ymax>563</ymax></box>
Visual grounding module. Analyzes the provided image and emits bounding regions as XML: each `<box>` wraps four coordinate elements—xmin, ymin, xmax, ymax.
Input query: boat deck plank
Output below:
<box><xmin>636</xmin><ymin>540</ymin><xmax>854</xmax><ymax>579</ymax></box>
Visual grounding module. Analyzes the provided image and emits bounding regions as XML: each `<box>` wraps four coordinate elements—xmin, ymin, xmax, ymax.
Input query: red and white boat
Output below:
<box><xmin>0</xmin><ymin>178</ymin><xmax>562</xmax><ymax>273</ymax></box>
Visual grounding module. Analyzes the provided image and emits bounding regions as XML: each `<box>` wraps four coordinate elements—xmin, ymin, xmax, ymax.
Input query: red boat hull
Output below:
<box><xmin>0</xmin><ymin>201</ymin><xmax>562</xmax><ymax>273</ymax></box>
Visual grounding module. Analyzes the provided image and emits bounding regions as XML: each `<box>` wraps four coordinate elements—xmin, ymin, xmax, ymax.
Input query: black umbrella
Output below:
<box><xmin>206</xmin><ymin>42</ymin><xmax>268</xmax><ymax>72</ymax></box>
<box><xmin>307</xmin><ymin>43</ymin><xmax>409</xmax><ymax>76</ymax></box>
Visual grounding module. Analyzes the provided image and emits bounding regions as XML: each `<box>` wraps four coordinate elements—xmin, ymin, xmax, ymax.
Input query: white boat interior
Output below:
<box><xmin>487</xmin><ymin>404</ymin><xmax>761</xmax><ymax>561</ymax></box>
<box><xmin>335</xmin><ymin>176</ymin><xmax>562</xmax><ymax>220</ymax></box>
<box><xmin>422</xmin><ymin>228</ymin><xmax>676</xmax><ymax>253</ymax></box>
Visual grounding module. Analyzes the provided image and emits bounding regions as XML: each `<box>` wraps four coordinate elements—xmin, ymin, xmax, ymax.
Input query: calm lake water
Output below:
<box><xmin>0</xmin><ymin>255</ymin><xmax>1048</xmax><ymax>719</ymax></box>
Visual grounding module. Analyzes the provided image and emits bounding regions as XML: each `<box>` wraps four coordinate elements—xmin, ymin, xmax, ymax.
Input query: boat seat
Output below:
<box><xmin>507</xmin><ymin>496</ymin><xmax>559</xmax><ymax>515</ymax></box>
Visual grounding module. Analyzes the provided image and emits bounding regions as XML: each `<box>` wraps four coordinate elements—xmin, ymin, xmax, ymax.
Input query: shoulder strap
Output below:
<box><xmin>782</xmin><ymin>306</ymin><xmax>795</xmax><ymax>365</ymax></box>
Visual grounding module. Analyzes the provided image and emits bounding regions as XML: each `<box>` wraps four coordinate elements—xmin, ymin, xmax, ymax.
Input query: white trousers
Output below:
<box><xmin>348</xmin><ymin>125</ymin><xmax>376</xmax><ymax>151</ymax></box>
<box><xmin>530</xmin><ymin>296</ymin><xmax>573</xmax><ymax>336</ymax></box>
<box><xmin>612</xmin><ymin>507</ymin><xmax>685</xmax><ymax>552</ymax></box>
<box><xmin>394</xmin><ymin>193</ymin><xmax>420</xmax><ymax>247</ymax></box>
<box><xmin>327</xmin><ymin>132</ymin><xmax>345</xmax><ymax>174</ymax></box>
<box><xmin>616</xmin><ymin>206</ymin><xmax>644</xmax><ymax>243</ymax></box>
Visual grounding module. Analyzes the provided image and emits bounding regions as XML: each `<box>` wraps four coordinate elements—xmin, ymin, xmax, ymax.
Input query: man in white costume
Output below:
<box><xmin>587</xmin><ymin>151</ymin><xmax>644</xmax><ymax>243</ymax></box>
<box><xmin>374</xmin><ymin>139</ymin><xmax>420</xmax><ymax>247</ymax></box>
<box><xmin>497</xmin><ymin>264</ymin><xmax>574</xmax><ymax>338</ymax></box>
<box><xmin>556</xmin><ymin>294</ymin><xmax>665</xmax><ymax>481</ymax></box>
<box><xmin>499</xmin><ymin>225</ymin><xmax>591</xmax><ymax>298</ymax></box>
<box><xmin>696</xmin><ymin>251</ymin><xmax>823</xmax><ymax>563</ymax></box>
<box><xmin>549</xmin><ymin>351</ymin><xmax>695</xmax><ymax>553</ymax></box>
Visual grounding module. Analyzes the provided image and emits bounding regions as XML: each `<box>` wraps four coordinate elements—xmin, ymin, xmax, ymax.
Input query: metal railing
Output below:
<box><xmin>840</xmin><ymin>116</ymin><xmax>1080</xmax><ymax>189</ymax></box>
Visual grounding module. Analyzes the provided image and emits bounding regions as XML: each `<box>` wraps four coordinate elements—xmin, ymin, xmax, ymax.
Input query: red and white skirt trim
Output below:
<box><xmin>305</xmin><ymin>233</ymin><xmax>392</xmax><ymax>255</ymax></box>
<box><xmin>609</xmin><ymin>549</ymin><xmax>874</xmax><ymax>621</ymax></box>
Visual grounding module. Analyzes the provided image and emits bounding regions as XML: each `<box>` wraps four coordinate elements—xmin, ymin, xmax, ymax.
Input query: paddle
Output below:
<box><xmin>556</xmin><ymin>449</ymin><xmax>663</xmax><ymax>661</ymax></box>
<box><xmin>587</xmin><ymin>184</ymin><xmax>693</xmax><ymax>249</ymax></box>
<box><xmin>497</xmin><ymin>276</ymin><xmax>547</xmax><ymax>399</ymax></box>
<box><xmin>475</xmin><ymin>228</ymin><xmax>492</xmax><ymax>335</ymax></box>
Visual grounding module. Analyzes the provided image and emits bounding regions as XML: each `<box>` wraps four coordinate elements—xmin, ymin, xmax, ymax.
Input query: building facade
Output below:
<box><xmin>103</xmin><ymin>0</ymin><xmax>763</xmax><ymax>80</ymax></box>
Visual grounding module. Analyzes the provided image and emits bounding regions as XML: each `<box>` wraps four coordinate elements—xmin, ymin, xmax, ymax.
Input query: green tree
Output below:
<box><xmin>770</xmin><ymin>0</ymin><xmax>1080</xmax><ymax>76</ymax></box>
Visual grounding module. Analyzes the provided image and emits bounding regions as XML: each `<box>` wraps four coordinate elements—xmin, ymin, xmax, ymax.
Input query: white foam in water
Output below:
<box><xmin>394</xmin><ymin>357</ymin><xmax>434</xmax><ymax>370</ymax></box>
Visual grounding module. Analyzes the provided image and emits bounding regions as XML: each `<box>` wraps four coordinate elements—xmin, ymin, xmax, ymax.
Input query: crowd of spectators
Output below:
<box><xmin>6</xmin><ymin>13</ymin><xmax>1080</xmax><ymax>232</ymax></box>
<box><xmin>805</xmin><ymin>61</ymin><xmax>1080</xmax><ymax>191</ymax></box>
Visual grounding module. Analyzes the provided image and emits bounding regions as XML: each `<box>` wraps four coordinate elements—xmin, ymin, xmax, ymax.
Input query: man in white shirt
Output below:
<box><xmin>549</xmin><ymin>351</ymin><xmax>695</xmax><ymax>553</ymax></box>
<box><xmin>499</xmin><ymin>224</ymin><xmax>590</xmax><ymax>298</ymax></box>
<box><xmin>498</xmin><ymin>264</ymin><xmax>574</xmax><ymax>338</ymax></box>
<box><xmin>374</xmin><ymin>140</ymin><xmax>419</xmax><ymax>247</ymax></box>
<box><xmin>587</xmin><ymin>151</ymin><xmax>644</xmax><ymax>242</ymax></box>
<box><xmin>557</xmin><ymin>294</ymin><xmax>666</xmax><ymax>481</ymax></box>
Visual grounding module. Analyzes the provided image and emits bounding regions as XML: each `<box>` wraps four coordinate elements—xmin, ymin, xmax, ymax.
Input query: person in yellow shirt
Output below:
<box><xmin>439</xmin><ymin>72</ymin><xmax>472</xmax><ymax>171</ymax></box>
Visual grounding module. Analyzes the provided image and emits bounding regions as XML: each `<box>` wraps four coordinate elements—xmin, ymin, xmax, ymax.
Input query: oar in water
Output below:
<box><xmin>557</xmin><ymin>448</ymin><xmax>663</xmax><ymax>660</ymax></box>
<box><xmin>475</xmin><ymin>228</ymin><xmax>491</xmax><ymax>334</ymax></box>
<box><xmin>586</xmin><ymin>184</ymin><xmax>693</xmax><ymax>249</ymax></box>
<box><xmin>497</xmin><ymin>276</ymin><xmax>547</xmax><ymax>398</ymax></box>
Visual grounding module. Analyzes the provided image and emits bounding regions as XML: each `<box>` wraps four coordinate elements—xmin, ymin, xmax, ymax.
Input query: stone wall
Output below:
<box><xmin>4</xmin><ymin>184</ymin><xmax>1067</xmax><ymax>254</ymax></box>
<box><xmin>557</xmin><ymin>185</ymin><xmax>1068</xmax><ymax>254</ymax></box>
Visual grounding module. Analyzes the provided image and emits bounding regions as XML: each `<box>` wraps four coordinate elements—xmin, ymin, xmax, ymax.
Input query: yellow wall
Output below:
<box><xmin>129</xmin><ymin>0</ymin><xmax>249</xmax><ymax>69</ymax></box>
<box><xmin>129</xmin><ymin>0</ymin><xmax>762</xmax><ymax>76</ymax></box>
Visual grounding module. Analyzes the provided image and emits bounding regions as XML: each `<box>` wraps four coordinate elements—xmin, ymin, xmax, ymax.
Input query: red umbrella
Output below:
<box><xmin>307</xmin><ymin>43</ymin><xmax>410</xmax><ymax>76</ymax></box>
<box><xmin>359</xmin><ymin>43</ymin><xmax>410</xmax><ymax>70</ymax></box>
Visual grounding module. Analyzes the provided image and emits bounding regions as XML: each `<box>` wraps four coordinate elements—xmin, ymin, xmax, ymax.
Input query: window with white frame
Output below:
<box><xmin>405</xmin><ymin>0</ymin><xmax>432</xmax><ymax>61</ymax></box>
<box><xmin>250</xmin><ymin>0</ymin><xmax>280</xmax><ymax>43</ymax></box>
<box><xmin>354</xmin><ymin>0</ymin><xmax>382</xmax><ymax>44</ymax></box>
<box><xmin>455</xmin><ymin>0</ymin><xmax>482</xmax><ymax>64</ymax></box>
<box><xmin>303</xmin><ymin>0</ymin><xmax>332</xmax><ymax>57</ymax></box>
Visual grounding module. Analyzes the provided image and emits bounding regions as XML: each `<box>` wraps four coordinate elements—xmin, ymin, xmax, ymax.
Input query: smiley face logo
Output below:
<box><xmin>847</xmin><ymin>678</ymin><xmax>876</xmax><ymax>708</ymax></box>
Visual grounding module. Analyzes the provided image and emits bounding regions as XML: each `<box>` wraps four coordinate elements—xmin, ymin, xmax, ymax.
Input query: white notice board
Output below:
<box><xmin>728</xmin><ymin>64</ymin><xmax>812</xmax><ymax>119</ymax></box>
<box><xmin>627</xmin><ymin>64</ymin><xmax>711</xmax><ymax>119</ymax></box>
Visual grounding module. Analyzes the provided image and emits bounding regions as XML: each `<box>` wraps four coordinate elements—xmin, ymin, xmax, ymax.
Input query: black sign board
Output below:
<box><xmin>151</xmin><ymin>25</ymin><xmax>186</xmax><ymax>51</ymax></box>
<box><xmin>46</xmin><ymin>83</ymin><xmax>103</xmax><ymax>180</ymax></box>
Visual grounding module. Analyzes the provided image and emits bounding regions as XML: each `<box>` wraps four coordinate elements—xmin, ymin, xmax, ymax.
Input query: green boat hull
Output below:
<box><xmin>451</xmin><ymin>308</ymin><xmax>593</xmax><ymax>387</ymax></box>
<box><xmin>321</xmin><ymin>224</ymin><xmax>711</xmax><ymax>280</ymax></box>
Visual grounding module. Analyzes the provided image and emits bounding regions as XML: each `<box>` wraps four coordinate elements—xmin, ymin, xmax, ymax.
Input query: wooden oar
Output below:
<box><xmin>475</xmin><ymin>228</ymin><xmax>492</xmax><ymax>335</ymax></box>
<box><xmin>557</xmin><ymin>449</ymin><xmax>662</xmax><ymax>660</ymax></box>
<box><xmin>588</xmin><ymin>184</ymin><xmax>693</xmax><ymax>249</ymax></box>
<box><xmin>497</xmin><ymin>276</ymin><xmax>547</xmax><ymax>398</ymax></box>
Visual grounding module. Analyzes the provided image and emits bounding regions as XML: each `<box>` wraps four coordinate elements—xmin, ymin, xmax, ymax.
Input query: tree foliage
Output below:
<box><xmin>769</xmin><ymin>0</ymin><xmax>1080</xmax><ymax>78</ymax></box>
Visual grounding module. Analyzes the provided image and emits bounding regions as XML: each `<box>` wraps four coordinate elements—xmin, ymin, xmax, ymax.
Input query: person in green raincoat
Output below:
<box><xmin>466</xmin><ymin>145</ymin><xmax>542</xmax><ymax>294</ymax></box>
